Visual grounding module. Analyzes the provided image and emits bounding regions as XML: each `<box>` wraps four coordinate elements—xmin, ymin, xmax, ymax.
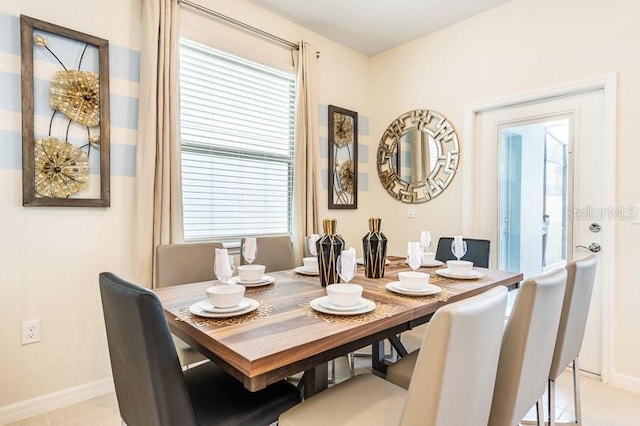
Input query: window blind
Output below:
<box><xmin>179</xmin><ymin>38</ymin><xmax>296</xmax><ymax>241</ymax></box>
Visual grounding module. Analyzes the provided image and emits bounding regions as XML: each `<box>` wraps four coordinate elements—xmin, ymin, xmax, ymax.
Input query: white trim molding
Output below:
<box><xmin>462</xmin><ymin>73</ymin><xmax>617</xmax><ymax>385</ymax></box>
<box><xmin>0</xmin><ymin>378</ymin><xmax>114</xmax><ymax>425</ymax></box>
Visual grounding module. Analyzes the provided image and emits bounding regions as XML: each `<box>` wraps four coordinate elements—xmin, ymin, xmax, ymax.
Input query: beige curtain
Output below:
<box><xmin>132</xmin><ymin>0</ymin><xmax>182</xmax><ymax>287</ymax></box>
<box><xmin>292</xmin><ymin>41</ymin><xmax>320</xmax><ymax>263</ymax></box>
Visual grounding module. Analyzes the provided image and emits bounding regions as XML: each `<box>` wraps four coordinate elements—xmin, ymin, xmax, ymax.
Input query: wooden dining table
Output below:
<box><xmin>154</xmin><ymin>259</ymin><xmax>522</xmax><ymax>397</ymax></box>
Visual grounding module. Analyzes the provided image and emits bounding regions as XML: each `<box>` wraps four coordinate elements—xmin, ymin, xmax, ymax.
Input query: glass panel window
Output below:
<box><xmin>179</xmin><ymin>39</ymin><xmax>296</xmax><ymax>241</ymax></box>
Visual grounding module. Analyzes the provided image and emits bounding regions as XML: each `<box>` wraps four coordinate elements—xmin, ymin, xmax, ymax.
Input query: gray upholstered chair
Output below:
<box><xmin>156</xmin><ymin>242</ymin><xmax>223</xmax><ymax>287</ymax></box>
<box><xmin>279</xmin><ymin>286</ymin><xmax>508</xmax><ymax>426</ymax></box>
<box><xmin>547</xmin><ymin>255</ymin><xmax>597</xmax><ymax>425</ymax></box>
<box><xmin>99</xmin><ymin>272</ymin><xmax>301</xmax><ymax>426</ymax></box>
<box><xmin>156</xmin><ymin>242</ymin><xmax>223</xmax><ymax>366</ymax></box>
<box><xmin>240</xmin><ymin>236</ymin><xmax>295</xmax><ymax>272</ymax></box>
<box><xmin>488</xmin><ymin>269</ymin><xmax>567</xmax><ymax>426</ymax></box>
<box><xmin>434</xmin><ymin>237</ymin><xmax>491</xmax><ymax>267</ymax></box>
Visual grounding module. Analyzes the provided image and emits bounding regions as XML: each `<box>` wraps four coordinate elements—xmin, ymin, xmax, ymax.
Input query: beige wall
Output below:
<box><xmin>3</xmin><ymin>0</ymin><xmax>640</xmax><ymax>416</ymax></box>
<box><xmin>370</xmin><ymin>0</ymin><xmax>640</xmax><ymax>389</ymax></box>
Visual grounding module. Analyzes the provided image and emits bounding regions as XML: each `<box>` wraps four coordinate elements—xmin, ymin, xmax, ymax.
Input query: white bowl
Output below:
<box><xmin>303</xmin><ymin>257</ymin><xmax>319</xmax><ymax>272</ymax></box>
<box><xmin>237</xmin><ymin>264</ymin><xmax>265</xmax><ymax>281</ymax></box>
<box><xmin>326</xmin><ymin>284</ymin><xmax>363</xmax><ymax>307</ymax></box>
<box><xmin>398</xmin><ymin>271</ymin><xmax>430</xmax><ymax>290</ymax></box>
<box><xmin>447</xmin><ymin>260</ymin><xmax>474</xmax><ymax>274</ymax></box>
<box><xmin>207</xmin><ymin>284</ymin><xmax>245</xmax><ymax>308</ymax></box>
<box><xmin>422</xmin><ymin>252</ymin><xmax>436</xmax><ymax>263</ymax></box>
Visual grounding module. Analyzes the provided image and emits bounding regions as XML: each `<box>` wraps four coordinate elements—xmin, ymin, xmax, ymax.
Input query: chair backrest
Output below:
<box><xmin>434</xmin><ymin>237</ymin><xmax>491</xmax><ymax>267</ymax></box>
<box><xmin>549</xmin><ymin>255</ymin><xmax>598</xmax><ymax>380</ymax></box>
<box><xmin>488</xmin><ymin>269</ymin><xmax>567</xmax><ymax>426</ymax></box>
<box><xmin>99</xmin><ymin>272</ymin><xmax>198</xmax><ymax>426</ymax></box>
<box><xmin>400</xmin><ymin>286</ymin><xmax>508</xmax><ymax>426</ymax></box>
<box><xmin>156</xmin><ymin>242</ymin><xmax>223</xmax><ymax>287</ymax></box>
<box><xmin>241</xmin><ymin>236</ymin><xmax>295</xmax><ymax>272</ymax></box>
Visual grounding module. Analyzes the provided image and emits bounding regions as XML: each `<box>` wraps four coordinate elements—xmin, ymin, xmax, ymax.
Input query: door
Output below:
<box><xmin>475</xmin><ymin>90</ymin><xmax>606</xmax><ymax>375</ymax></box>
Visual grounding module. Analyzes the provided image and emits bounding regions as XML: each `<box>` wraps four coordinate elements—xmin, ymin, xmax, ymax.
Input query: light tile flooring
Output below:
<box><xmin>8</xmin><ymin>328</ymin><xmax>640</xmax><ymax>425</ymax></box>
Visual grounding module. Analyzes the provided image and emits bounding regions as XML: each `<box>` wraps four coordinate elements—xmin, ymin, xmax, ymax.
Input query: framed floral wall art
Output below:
<box><xmin>328</xmin><ymin>105</ymin><xmax>357</xmax><ymax>209</ymax></box>
<box><xmin>20</xmin><ymin>15</ymin><xmax>110</xmax><ymax>207</ymax></box>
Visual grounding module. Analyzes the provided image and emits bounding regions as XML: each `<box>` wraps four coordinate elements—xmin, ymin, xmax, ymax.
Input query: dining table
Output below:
<box><xmin>153</xmin><ymin>257</ymin><xmax>522</xmax><ymax>398</ymax></box>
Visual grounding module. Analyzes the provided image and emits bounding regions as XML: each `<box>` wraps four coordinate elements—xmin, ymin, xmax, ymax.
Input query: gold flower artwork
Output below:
<box><xmin>333</xmin><ymin>113</ymin><xmax>353</xmax><ymax>147</ymax></box>
<box><xmin>339</xmin><ymin>160</ymin><xmax>355</xmax><ymax>194</ymax></box>
<box><xmin>49</xmin><ymin>70</ymin><xmax>100</xmax><ymax>127</ymax></box>
<box><xmin>35</xmin><ymin>137</ymin><xmax>89</xmax><ymax>198</ymax></box>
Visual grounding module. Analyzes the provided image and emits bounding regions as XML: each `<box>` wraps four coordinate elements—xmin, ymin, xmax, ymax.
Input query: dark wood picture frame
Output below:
<box><xmin>328</xmin><ymin>105</ymin><xmax>358</xmax><ymax>209</ymax></box>
<box><xmin>20</xmin><ymin>15</ymin><xmax>110</xmax><ymax>207</ymax></box>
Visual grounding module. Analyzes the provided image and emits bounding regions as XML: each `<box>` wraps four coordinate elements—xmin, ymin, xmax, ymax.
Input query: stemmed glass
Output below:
<box><xmin>308</xmin><ymin>234</ymin><xmax>319</xmax><ymax>257</ymax></box>
<box><xmin>337</xmin><ymin>255</ymin><xmax>356</xmax><ymax>284</ymax></box>
<box><xmin>451</xmin><ymin>239</ymin><xmax>468</xmax><ymax>261</ymax></box>
<box><xmin>242</xmin><ymin>239</ymin><xmax>257</xmax><ymax>265</ymax></box>
<box><xmin>420</xmin><ymin>231</ymin><xmax>432</xmax><ymax>253</ymax></box>
<box><xmin>214</xmin><ymin>255</ymin><xmax>235</xmax><ymax>285</ymax></box>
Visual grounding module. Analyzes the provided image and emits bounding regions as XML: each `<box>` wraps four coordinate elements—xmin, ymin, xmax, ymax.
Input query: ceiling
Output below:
<box><xmin>248</xmin><ymin>0</ymin><xmax>512</xmax><ymax>56</ymax></box>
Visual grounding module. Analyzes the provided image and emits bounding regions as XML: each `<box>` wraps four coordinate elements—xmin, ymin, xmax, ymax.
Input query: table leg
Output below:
<box><xmin>372</xmin><ymin>340</ymin><xmax>387</xmax><ymax>375</ymax></box>
<box><xmin>302</xmin><ymin>363</ymin><xmax>328</xmax><ymax>399</ymax></box>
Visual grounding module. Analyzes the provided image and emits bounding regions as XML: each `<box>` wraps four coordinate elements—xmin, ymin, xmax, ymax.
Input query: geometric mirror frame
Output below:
<box><xmin>377</xmin><ymin>109</ymin><xmax>459</xmax><ymax>203</ymax></box>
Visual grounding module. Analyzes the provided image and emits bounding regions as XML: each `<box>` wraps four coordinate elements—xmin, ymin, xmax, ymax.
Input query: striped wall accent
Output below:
<box><xmin>0</xmin><ymin>13</ymin><xmax>139</xmax><ymax>177</ymax></box>
<box><xmin>319</xmin><ymin>103</ymin><xmax>371</xmax><ymax>191</ymax></box>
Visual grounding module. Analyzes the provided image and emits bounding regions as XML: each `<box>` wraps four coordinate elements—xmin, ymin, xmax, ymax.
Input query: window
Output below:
<box><xmin>179</xmin><ymin>39</ymin><xmax>296</xmax><ymax>241</ymax></box>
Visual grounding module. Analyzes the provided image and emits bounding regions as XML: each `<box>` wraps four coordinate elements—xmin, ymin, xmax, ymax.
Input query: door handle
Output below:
<box><xmin>576</xmin><ymin>243</ymin><xmax>601</xmax><ymax>253</ymax></box>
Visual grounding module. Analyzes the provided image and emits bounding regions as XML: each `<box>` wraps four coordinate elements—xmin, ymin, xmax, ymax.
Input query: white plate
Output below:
<box><xmin>421</xmin><ymin>259</ymin><xmax>444</xmax><ymax>267</ymax></box>
<box><xmin>316</xmin><ymin>295</ymin><xmax>369</xmax><ymax>312</ymax></box>
<box><xmin>229</xmin><ymin>275</ymin><xmax>275</xmax><ymax>287</ymax></box>
<box><xmin>356</xmin><ymin>258</ymin><xmax>391</xmax><ymax>265</ymax></box>
<box><xmin>435</xmin><ymin>269</ymin><xmax>484</xmax><ymax>280</ymax></box>
<box><xmin>385</xmin><ymin>281</ymin><xmax>443</xmax><ymax>296</ymax></box>
<box><xmin>310</xmin><ymin>297</ymin><xmax>375</xmax><ymax>315</ymax></box>
<box><xmin>197</xmin><ymin>298</ymin><xmax>253</xmax><ymax>313</ymax></box>
<box><xmin>294</xmin><ymin>266</ymin><xmax>319</xmax><ymax>276</ymax></box>
<box><xmin>189</xmin><ymin>298</ymin><xmax>259</xmax><ymax>318</ymax></box>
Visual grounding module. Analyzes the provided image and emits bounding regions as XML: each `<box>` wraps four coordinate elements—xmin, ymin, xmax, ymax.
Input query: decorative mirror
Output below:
<box><xmin>377</xmin><ymin>110</ymin><xmax>459</xmax><ymax>203</ymax></box>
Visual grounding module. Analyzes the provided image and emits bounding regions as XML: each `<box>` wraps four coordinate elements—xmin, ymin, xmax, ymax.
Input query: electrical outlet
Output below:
<box><xmin>21</xmin><ymin>319</ymin><xmax>40</xmax><ymax>345</ymax></box>
<box><xmin>407</xmin><ymin>205</ymin><xmax>416</xmax><ymax>219</ymax></box>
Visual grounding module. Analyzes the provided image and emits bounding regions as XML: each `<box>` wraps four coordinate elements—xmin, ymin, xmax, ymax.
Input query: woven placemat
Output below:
<box><xmin>176</xmin><ymin>301</ymin><xmax>275</xmax><ymax>327</ymax></box>
<box><xmin>244</xmin><ymin>282</ymin><xmax>277</xmax><ymax>294</ymax></box>
<box><xmin>301</xmin><ymin>301</ymin><xmax>400</xmax><ymax>324</ymax></box>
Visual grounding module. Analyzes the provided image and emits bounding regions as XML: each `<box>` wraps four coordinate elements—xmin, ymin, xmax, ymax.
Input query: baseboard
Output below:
<box><xmin>609</xmin><ymin>371</ymin><xmax>640</xmax><ymax>394</ymax></box>
<box><xmin>0</xmin><ymin>378</ymin><xmax>114</xmax><ymax>425</ymax></box>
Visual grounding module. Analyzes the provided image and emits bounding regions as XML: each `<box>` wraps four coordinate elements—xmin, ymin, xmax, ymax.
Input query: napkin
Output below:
<box><xmin>340</xmin><ymin>247</ymin><xmax>357</xmax><ymax>282</ymax></box>
<box><xmin>308</xmin><ymin>233</ymin><xmax>320</xmax><ymax>256</ymax></box>
<box><xmin>420</xmin><ymin>231</ymin><xmax>431</xmax><ymax>249</ymax></box>
<box><xmin>407</xmin><ymin>242</ymin><xmax>422</xmax><ymax>271</ymax></box>
<box><xmin>214</xmin><ymin>248</ymin><xmax>232</xmax><ymax>281</ymax></box>
<box><xmin>243</xmin><ymin>237</ymin><xmax>257</xmax><ymax>261</ymax></box>
<box><xmin>453</xmin><ymin>235</ymin><xmax>465</xmax><ymax>259</ymax></box>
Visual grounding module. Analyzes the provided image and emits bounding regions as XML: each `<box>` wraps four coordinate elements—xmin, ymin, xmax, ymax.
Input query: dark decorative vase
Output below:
<box><xmin>362</xmin><ymin>217</ymin><xmax>388</xmax><ymax>278</ymax></box>
<box><xmin>317</xmin><ymin>219</ymin><xmax>345</xmax><ymax>287</ymax></box>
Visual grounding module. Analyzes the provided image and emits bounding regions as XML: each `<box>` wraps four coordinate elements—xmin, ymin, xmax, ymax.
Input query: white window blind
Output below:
<box><xmin>179</xmin><ymin>38</ymin><xmax>296</xmax><ymax>241</ymax></box>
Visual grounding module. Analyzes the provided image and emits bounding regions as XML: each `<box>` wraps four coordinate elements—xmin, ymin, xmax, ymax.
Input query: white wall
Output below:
<box><xmin>370</xmin><ymin>0</ymin><xmax>640</xmax><ymax>389</ymax></box>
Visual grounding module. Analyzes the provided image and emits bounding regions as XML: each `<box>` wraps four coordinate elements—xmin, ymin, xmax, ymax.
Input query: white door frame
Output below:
<box><xmin>462</xmin><ymin>74</ymin><xmax>617</xmax><ymax>383</ymax></box>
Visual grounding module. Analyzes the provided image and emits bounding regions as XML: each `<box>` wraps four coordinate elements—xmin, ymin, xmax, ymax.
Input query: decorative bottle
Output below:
<box><xmin>317</xmin><ymin>218</ymin><xmax>345</xmax><ymax>287</ymax></box>
<box><xmin>362</xmin><ymin>217</ymin><xmax>388</xmax><ymax>278</ymax></box>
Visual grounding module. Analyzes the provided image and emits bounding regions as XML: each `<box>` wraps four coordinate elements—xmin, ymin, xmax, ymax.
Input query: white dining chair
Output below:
<box><xmin>488</xmin><ymin>268</ymin><xmax>567</xmax><ymax>426</ymax></box>
<box><xmin>279</xmin><ymin>285</ymin><xmax>508</xmax><ymax>426</ymax></box>
<box><xmin>547</xmin><ymin>255</ymin><xmax>597</xmax><ymax>425</ymax></box>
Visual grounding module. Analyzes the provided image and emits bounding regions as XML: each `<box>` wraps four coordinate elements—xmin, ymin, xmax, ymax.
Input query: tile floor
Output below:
<box><xmin>7</xmin><ymin>328</ymin><xmax>640</xmax><ymax>425</ymax></box>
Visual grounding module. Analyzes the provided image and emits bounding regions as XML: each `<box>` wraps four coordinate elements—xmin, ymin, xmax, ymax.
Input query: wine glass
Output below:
<box><xmin>308</xmin><ymin>235</ymin><xmax>319</xmax><ymax>256</ymax></box>
<box><xmin>242</xmin><ymin>240</ymin><xmax>257</xmax><ymax>264</ymax></box>
<box><xmin>451</xmin><ymin>240</ymin><xmax>468</xmax><ymax>261</ymax></box>
<box><xmin>214</xmin><ymin>255</ymin><xmax>235</xmax><ymax>284</ymax></box>
<box><xmin>420</xmin><ymin>231</ymin><xmax>431</xmax><ymax>253</ymax></box>
<box><xmin>337</xmin><ymin>255</ymin><xmax>356</xmax><ymax>284</ymax></box>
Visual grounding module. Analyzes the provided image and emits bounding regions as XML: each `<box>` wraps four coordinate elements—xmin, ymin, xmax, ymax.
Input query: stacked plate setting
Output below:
<box><xmin>386</xmin><ymin>271</ymin><xmax>443</xmax><ymax>296</ymax></box>
<box><xmin>310</xmin><ymin>283</ymin><xmax>375</xmax><ymax>315</ymax></box>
